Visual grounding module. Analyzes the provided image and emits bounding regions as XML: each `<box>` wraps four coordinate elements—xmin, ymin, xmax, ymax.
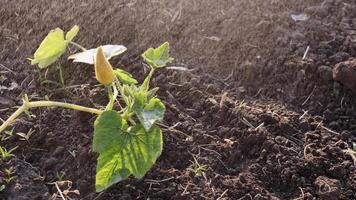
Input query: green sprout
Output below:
<box><xmin>0</xmin><ymin>26</ymin><xmax>173</xmax><ymax>192</ymax></box>
<box><xmin>55</xmin><ymin>171</ymin><xmax>66</xmax><ymax>182</ymax></box>
<box><xmin>3</xmin><ymin>167</ymin><xmax>16</xmax><ymax>184</ymax></box>
<box><xmin>188</xmin><ymin>156</ymin><xmax>207</xmax><ymax>177</ymax></box>
<box><xmin>1</xmin><ymin>128</ymin><xmax>14</xmax><ymax>141</ymax></box>
<box><xmin>0</xmin><ymin>146</ymin><xmax>17</xmax><ymax>161</ymax></box>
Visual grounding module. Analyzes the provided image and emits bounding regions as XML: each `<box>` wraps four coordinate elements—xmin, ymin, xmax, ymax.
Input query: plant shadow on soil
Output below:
<box><xmin>0</xmin><ymin>0</ymin><xmax>356</xmax><ymax>199</ymax></box>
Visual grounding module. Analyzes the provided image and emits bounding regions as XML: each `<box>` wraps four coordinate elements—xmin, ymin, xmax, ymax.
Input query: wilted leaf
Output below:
<box><xmin>68</xmin><ymin>45</ymin><xmax>127</xmax><ymax>64</ymax></box>
<box><xmin>142</xmin><ymin>42</ymin><xmax>173</xmax><ymax>69</ymax></box>
<box><xmin>30</xmin><ymin>28</ymin><xmax>68</xmax><ymax>69</ymax></box>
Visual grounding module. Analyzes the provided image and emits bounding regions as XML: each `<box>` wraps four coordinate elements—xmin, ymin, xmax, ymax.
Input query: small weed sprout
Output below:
<box><xmin>16</xmin><ymin>128</ymin><xmax>34</xmax><ymax>142</ymax></box>
<box><xmin>0</xmin><ymin>25</ymin><xmax>173</xmax><ymax>192</ymax></box>
<box><xmin>188</xmin><ymin>156</ymin><xmax>207</xmax><ymax>177</ymax></box>
<box><xmin>0</xmin><ymin>146</ymin><xmax>17</xmax><ymax>161</ymax></box>
<box><xmin>55</xmin><ymin>171</ymin><xmax>66</xmax><ymax>182</ymax></box>
<box><xmin>1</xmin><ymin>128</ymin><xmax>14</xmax><ymax>142</ymax></box>
<box><xmin>3</xmin><ymin>167</ymin><xmax>16</xmax><ymax>184</ymax></box>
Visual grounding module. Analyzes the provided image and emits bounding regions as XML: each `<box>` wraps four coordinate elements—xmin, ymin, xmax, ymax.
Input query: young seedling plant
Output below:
<box><xmin>0</xmin><ymin>25</ymin><xmax>173</xmax><ymax>192</ymax></box>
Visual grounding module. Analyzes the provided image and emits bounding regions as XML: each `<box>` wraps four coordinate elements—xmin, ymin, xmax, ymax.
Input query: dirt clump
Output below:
<box><xmin>333</xmin><ymin>58</ymin><xmax>356</xmax><ymax>93</ymax></box>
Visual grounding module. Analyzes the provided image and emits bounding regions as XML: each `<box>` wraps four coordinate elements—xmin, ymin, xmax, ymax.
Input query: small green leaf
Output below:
<box><xmin>94</xmin><ymin>111</ymin><xmax>162</xmax><ymax>192</ymax></box>
<box><xmin>114</xmin><ymin>69</ymin><xmax>137</xmax><ymax>84</ymax></box>
<box><xmin>134</xmin><ymin>97</ymin><xmax>165</xmax><ymax>132</ymax></box>
<box><xmin>142</xmin><ymin>42</ymin><xmax>173</xmax><ymax>69</ymax></box>
<box><xmin>68</xmin><ymin>45</ymin><xmax>127</xmax><ymax>64</ymax></box>
<box><xmin>65</xmin><ymin>25</ymin><xmax>79</xmax><ymax>41</ymax></box>
<box><xmin>147</xmin><ymin>87</ymin><xmax>159</xmax><ymax>100</ymax></box>
<box><xmin>30</xmin><ymin>28</ymin><xmax>68</xmax><ymax>69</ymax></box>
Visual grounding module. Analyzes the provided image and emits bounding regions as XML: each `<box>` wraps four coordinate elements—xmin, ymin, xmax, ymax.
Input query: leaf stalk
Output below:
<box><xmin>0</xmin><ymin>98</ymin><xmax>101</xmax><ymax>133</ymax></box>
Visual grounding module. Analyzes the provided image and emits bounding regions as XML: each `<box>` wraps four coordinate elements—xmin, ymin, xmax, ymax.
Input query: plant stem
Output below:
<box><xmin>69</xmin><ymin>41</ymin><xmax>87</xmax><ymax>52</ymax></box>
<box><xmin>28</xmin><ymin>101</ymin><xmax>101</xmax><ymax>114</ymax></box>
<box><xmin>0</xmin><ymin>100</ymin><xmax>102</xmax><ymax>133</ymax></box>
<box><xmin>105</xmin><ymin>83</ymin><xmax>118</xmax><ymax>110</ymax></box>
<box><xmin>141</xmin><ymin>68</ymin><xmax>155</xmax><ymax>91</ymax></box>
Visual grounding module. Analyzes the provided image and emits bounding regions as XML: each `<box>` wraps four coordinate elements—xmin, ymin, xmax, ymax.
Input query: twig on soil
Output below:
<box><xmin>145</xmin><ymin>177</ymin><xmax>175</xmax><ymax>184</ymax></box>
<box><xmin>166</xmin><ymin>66</ymin><xmax>194</xmax><ymax>72</ymax></box>
<box><xmin>217</xmin><ymin>189</ymin><xmax>229</xmax><ymax>200</ymax></box>
<box><xmin>294</xmin><ymin>187</ymin><xmax>305</xmax><ymax>200</ymax></box>
<box><xmin>302</xmin><ymin>86</ymin><xmax>316</xmax><ymax>106</ymax></box>
<box><xmin>253</xmin><ymin>88</ymin><xmax>263</xmax><ymax>97</ymax></box>
<box><xmin>205</xmin><ymin>74</ymin><xmax>230</xmax><ymax>86</ymax></box>
<box><xmin>299</xmin><ymin>110</ymin><xmax>309</xmax><ymax>120</ymax></box>
<box><xmin>340</xmin><ymin>94</ymin><xmax>345</xmax><ymax>108</ymax></box>
<box><xmin>158</xmin><ymin>122</ymin><xmax>191</xmax><ymax>138</ymax></box>
<box><xmin>0</xmin><ymin>63</ymin><xmax>15</xmax><ymax>74</ymax></box>
<box><xmin>254</xmin><ymin>122</ymin><xmax>264</xmax><ymax>131</ymax></box>
<box><xmin>196</xmin><ymin>145</ymin><xmax>222</xmax><ymax>157</ymax></box>
<box><xmin>321</xmin><ymin>125</ymin><xmax>340</xmax><ymax>135</ymax></box>
<box><xmin>302</xmin><ymin>46</ymin><xmax>310</xmax><ymax>60</ymax></box>
<box><xmin>344</xmin><ymin>149</ymin><xmax>356</xmax><ymax>166</ymax></box>
<box><xmin>241</xmin><ymin>117</ymin><xmax>255</xmax><ymax>129</ymax></box>
<box><xmin>54</xmin><ymin>182</ymin><xmax>66</xmax><ymax>200</ymax></box>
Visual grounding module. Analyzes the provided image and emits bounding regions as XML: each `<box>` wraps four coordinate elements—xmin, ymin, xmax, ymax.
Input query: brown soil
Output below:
<box><xmin>0</xmin><ymin>0</ymin><xmax>355</xmax><ymax>199</ymax></box>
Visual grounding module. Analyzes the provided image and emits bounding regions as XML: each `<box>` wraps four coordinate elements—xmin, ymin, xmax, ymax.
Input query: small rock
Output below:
<box><xmin>318</xmin><ymin>65</ymin><xmax>333</xmax><ymax>81</ymax></box>
<box><xmin>333</xmin><ymin>58</ymin><xmax>356</xmax><ymax>93</ymax></box>
<box><xmin>314</xmin><ymin>176</ymin><xmax>341</xmax><ymax>200</ymax></box>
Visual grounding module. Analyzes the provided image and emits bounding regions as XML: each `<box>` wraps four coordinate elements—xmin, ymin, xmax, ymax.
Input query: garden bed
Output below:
<box><xmin>0</xmin><ymin>0</ymin><xmax>355</xmax><ymax>199</ymax></box>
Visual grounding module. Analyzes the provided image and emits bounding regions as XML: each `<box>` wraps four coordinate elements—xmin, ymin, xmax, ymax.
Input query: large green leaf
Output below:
<box><xmin>114</xmin><ymin>69</ymin><xmax>137</xmax><ymax>84</ymax></box>
<box><xmin>94</xmin><ymin>111</ymin><xmax>163</xmax><ymax>192</ymax></box>
<box><xmin>133</xmin><ymin>97</ymin><xmax>165</xmax><ymax>132</ymax></box>
<box><xmin>142</xmin><ymin>42</ymin><xmax>173</xmax><ymax>69</ymax></box>
<box><xmin>68</xmin><ymin>45</ymin><xmax>127</xmax><ymax>64</ymax></box>
<box><xmin>65</xmin><ymin>25</ymin><xmax>79</xmax><ymax>41</ymax></box>
<box><xmin>30</xmin><ymin>28</ymin><xmax>68</xmax><ymax>69</ymax></box>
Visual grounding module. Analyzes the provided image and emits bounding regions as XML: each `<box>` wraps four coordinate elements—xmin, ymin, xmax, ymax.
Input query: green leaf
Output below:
<box><xmin>65</xmin><ymin>25</ymin><xmax>79</xmax><ymax>41</ymax></box>
<box><xmin>132</xmin><ymin>91</ymin><xmax>147</xmax><ymax>111</ymax></box>
<box><xmin>114</xmin><ymin>69</ymin><xmax>137</xmax><ymax>84</ymax></box>
<box><xmin>93</xmin><ymin>111</ymin><xmax>128</xmax><ymax>153</ymax></box>
<box><xmin>30</xmin><ymin>28</ymin><xmax>68</xmax><ymax>69</ymax></box>
<box><xmin>134</xmin><ymin>97</ymin><xmax>165</xmax><ymax>132</ymax></box>
<box><xmin>142</xmin><ymin>42</ymin><xmax>173</xmax><ymax>69</ymax></box>
<box><xmin>147</xmin><ymin>87</ymin><xmax>159</xmax><ymax>100</ymax></box>
<box><xmin>68</xmin><ymin>45</ymin><xmax>126</xmax><ymax>64</ymax></box>
<box><xmin>94</xmin><ymin>111</ymin><xmax>162</xmax><ymax>192</ymax></box>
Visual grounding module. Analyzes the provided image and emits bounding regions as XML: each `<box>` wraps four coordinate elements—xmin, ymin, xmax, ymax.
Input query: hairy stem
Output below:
<box><xmin>141</xmin><ymin>68</ymin><xmax>155</xmax><ymax>91</ymax></box>
<box><xmin>0</xmin><ymin>100</ymin><xmax>102</xmax><ymax>133</ymax></box>
<box><xmin>106</xmin><ymin>83</ymin><xmax>118</xmax><ymax>110</ymax></box>
<box><xmin>69</xmin><ymin>41</ymin><xmax>87</xmax><ymax>52</ymax></box>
